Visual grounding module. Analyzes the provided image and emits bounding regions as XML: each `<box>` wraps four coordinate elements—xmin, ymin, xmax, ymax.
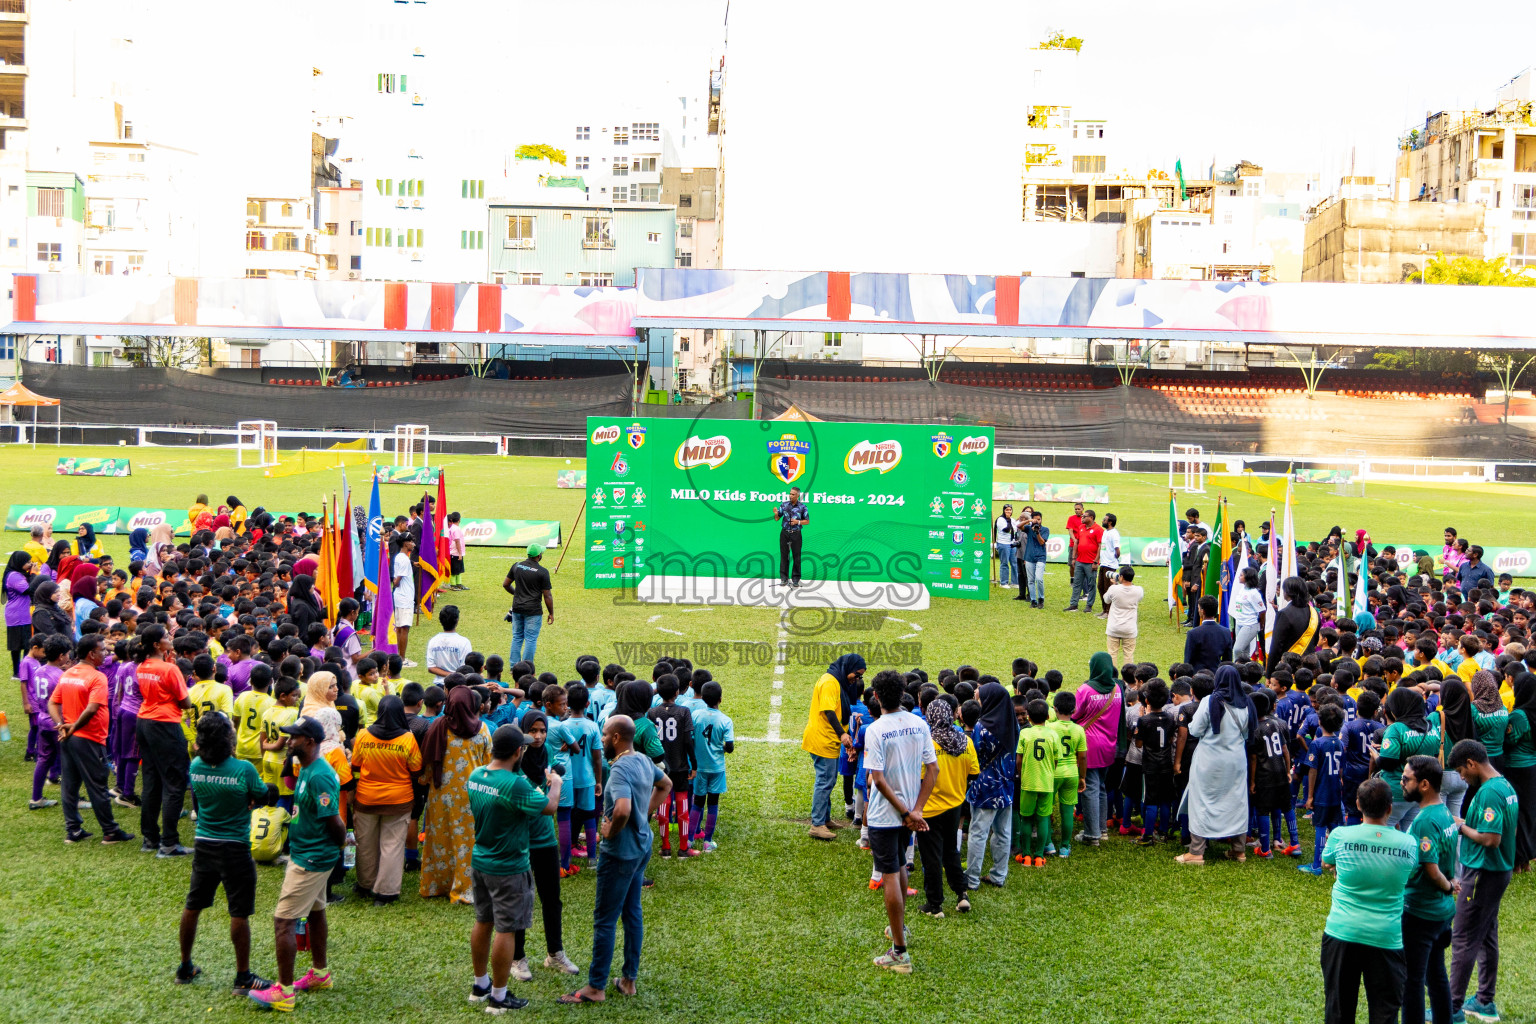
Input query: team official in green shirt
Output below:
<box><xmin>1447</xmin><ymin>740</ymin><xmax>1520</xmax><ymax>1024</ymax></box>
<box><xmin>1399</xmin><ymin>756</ymin><xmax>1459</xmax><ymax>1024</ymax></box>
<box><xmin>466</xmin><ymin>723</ymin><xmax>562</xmax><ymax>1014</ymax></box>
<box><xmin>1320</xmin><ymin>776</ymin><xmax>1417</xmax><ymax>1024</ymax></box>
<box><xmin>178</xmin><ymin>712</ymin><xmax>273</xmax><ymax>995</ymax></box>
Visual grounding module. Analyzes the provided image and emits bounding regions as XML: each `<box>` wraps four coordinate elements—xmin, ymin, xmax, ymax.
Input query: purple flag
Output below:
<box><xmin>417</xmin><ymin>495</ymin><xmax>443</xmax><ymax>613</ymax></box>
<box><xmin>372</xmin><ymin>539</ymin><xmax>397</xmax><ymax>654</ymax></box>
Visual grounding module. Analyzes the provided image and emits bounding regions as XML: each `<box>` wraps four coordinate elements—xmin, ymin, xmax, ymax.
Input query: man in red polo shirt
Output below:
<box><xmin>1064</xmin><ymin>509</ymin><xmax>1104</xmax><ymax>614</ymax></box>
<box><xmin>50</xmin><ymin>635</ymin><xmax>135</xmax><ymax>845</ymax></box>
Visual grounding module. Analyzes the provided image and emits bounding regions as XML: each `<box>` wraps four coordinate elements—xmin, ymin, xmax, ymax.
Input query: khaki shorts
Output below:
<box><xmin>273</xmin><ymin>862</ymin><xmax>331</xmax><ymax>920</ymax></box>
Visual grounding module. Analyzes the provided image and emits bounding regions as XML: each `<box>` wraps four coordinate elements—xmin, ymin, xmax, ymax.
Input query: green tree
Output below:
<box><xmin>1038</xmin><ymin>29</ymin><xmax>1083</xmax><ymax>51</ymax></box>
<box><xmin>514</xmin><ymin>143</ymin><xmax>567</xmax><ymax>166</ymax></box>
<box><xmin>1407</xmin><ymin>252</ymin><xmax>1536</xmax><ymax>286</ymax></box>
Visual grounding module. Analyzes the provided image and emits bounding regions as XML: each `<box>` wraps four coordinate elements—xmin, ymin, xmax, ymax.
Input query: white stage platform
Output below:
<box><xmin>634</xmin><ymin>575</ymin><xmax>931</xmax><ymax>612</ymax></box>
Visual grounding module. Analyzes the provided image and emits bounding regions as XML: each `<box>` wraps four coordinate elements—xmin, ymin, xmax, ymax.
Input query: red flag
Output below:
<box><xmin>434</xmin><ymin>470</ymin><xmax>450</xmax><ymax>576</ymax></box>
<box><xmin>337</xmin><ymin>488</ymin><xmax>355</xmax><ymax>598</ymax></box>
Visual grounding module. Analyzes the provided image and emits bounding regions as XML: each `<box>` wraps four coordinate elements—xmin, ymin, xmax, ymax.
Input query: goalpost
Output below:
<box><xmin>1169</xmin><ymin>443</ymin><xmax>1206</xmax><ymax>494</ymax></box>
<box><xmin>394</xmin><ymin>424</ymin><xmax>430</xmax><ymax>467</ymax></box>
<box><xmin>236</xmin><ymin>420</ymin><xmax>279</xmax><ymax>468</ymax></box>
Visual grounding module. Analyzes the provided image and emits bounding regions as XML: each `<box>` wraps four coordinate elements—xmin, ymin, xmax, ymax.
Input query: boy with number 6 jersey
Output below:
<box><xmin>1015</xmin><ymin>700</ymin><xmax>1058</xmax><ymax>867</ymax></box>
<box><xmin>1046</xmin><ymin>692</ymin><xmax>1086</xmax><ymax>858</ymax></box>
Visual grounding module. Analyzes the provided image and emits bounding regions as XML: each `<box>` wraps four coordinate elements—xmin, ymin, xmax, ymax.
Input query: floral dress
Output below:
<box><xmin>419</xmin><ymin>724</ymin><xmax>492</xmax><ymax>904</ymax></box>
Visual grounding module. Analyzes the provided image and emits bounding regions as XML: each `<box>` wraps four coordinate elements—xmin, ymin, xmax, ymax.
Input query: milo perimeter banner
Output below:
<box><xmin>584</xmin><ymin>418</ymin><xmax>996</xmax><ymax>599</ymax></box>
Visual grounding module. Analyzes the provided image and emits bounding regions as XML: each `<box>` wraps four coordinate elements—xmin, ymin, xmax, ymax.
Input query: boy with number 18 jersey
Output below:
<box><xmin>647</xmin><ymin>677</ymin><xmax>695</xmax><ymax>857</ymax></box>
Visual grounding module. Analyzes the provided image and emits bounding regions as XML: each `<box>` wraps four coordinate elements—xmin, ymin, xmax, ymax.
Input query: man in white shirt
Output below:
<box><xmin>863</xmin><ymin>670</ymin><xmax>936</xmax><ymax>975</ymax></box>
<box><xmin>423</xmin><ymin>604</ymin><xmax>474</xmax><ymax>678</ymax></box>
<box><xmin>391</xmin><ymin>535</ymin><xmax>417</xmax><ymax>667</ymax></box>
<box><xmin>1096</xmin><ymin>512</ymin><xmax>1122</xmax><ymax>618</ymax></box>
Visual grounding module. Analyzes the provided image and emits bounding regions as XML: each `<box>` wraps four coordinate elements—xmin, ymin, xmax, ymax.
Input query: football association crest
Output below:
<box><xmin>767</xmin><ymin>433</ymin><xmax>810</xmax><ymax>485</ymax></box>
<box><xmin>625</xmin><ymin>423</ymin><xmax>647</xmax><ymax>449</ymax></box>
<box><xmin>931</xmin><ymin>431</ymin><xmax>954</xmax><ymax>458</ymax></box>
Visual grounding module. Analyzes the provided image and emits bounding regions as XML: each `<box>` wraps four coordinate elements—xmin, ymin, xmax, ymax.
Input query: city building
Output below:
<box><xmin>26</xmin><ymin>170</ymin><xmax>82</xmax><ymax>272</ymax></box>
<box><xmin>1396</xmin><ymin>67</ymin><xmax>1536</xmax><ymax>270</ymax></box>
<box><xmin>485</xmin><ymin>198</ymin><xmax>674</xmax><ymax>287</ymax></box>
<box><xmin>242</xmin><ymin>194</ymin><xmax>319</xmax><ymax>280</ymax></box>
<box><xmin>1301</xmin><ymin>188</ymin><xmax>1487</xmax><ymax>283</ymax></box>
<box><xmin>661</xmin><ymin>164</ymin><xmax>718</xmax><ymax>269</ymax></box>
<box><xmin>315</xmin><ymin>182</ymin><xmax>362</xmax><ymax>280</ymax></box>
<box><xmin>0</xmin><ymin>0</ymin><xmax>27</xmax><ymax>281</ymax></box>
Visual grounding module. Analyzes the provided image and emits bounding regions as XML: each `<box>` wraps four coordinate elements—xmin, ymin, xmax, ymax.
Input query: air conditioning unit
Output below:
<box><xmin>112</xmin><ymin>347</ymin><xmax>125</xmax><ymax>358</ymax></box>
<box><xmin>1154</xmin><ymin>348</ymin><xmax>1171</xmax><ymax>361</ymax></box>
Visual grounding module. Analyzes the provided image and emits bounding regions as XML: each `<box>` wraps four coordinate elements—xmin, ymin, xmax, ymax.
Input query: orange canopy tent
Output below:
<box><xmin>0</xmin><ymin>381</ymin><xmax>61</xmax><ymax>447</ymax></box>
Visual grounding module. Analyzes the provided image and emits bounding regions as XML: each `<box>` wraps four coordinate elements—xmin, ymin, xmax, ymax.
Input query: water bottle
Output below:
<box><xmin>343</xmin><ymin>829</ymin><xmax>357</xmax><ymax>869</ymax></box>
<box><xmin>0</xmin><ymin>711</ymin><xmax>9</xmax><ymax>743</ymax></box>
<box><xmin>296</xmin><ymin>917</ymin><xmax>309</xmax><ymax>952</ymax></box>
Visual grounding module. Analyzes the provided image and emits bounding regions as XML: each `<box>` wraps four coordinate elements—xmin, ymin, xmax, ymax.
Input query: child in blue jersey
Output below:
<box><xmin>1298</xmin><ymin>702</ymin><xmax>1347</xmax><ymax>876</ymax></box>
<box><xmin>688</xmin><ymin>681</ymin><xmax>735</xmax><ymax>852</ymax></box>
<box><xmin>576</xmin><ymin>656</ymin><xmax>613</xmax><ymax>723</ymax></box>
<box><xmin>854</xmin><ymin>690</ymin><xmax>878</xmax><ymax>851</ymax></box>
<box><xmin>676</xmin><ymin>668</ymin><xmax>708</xmax><ymax>715</ymax></box>
<box><xmin>1339</xmin><ymin>690</ymin><xmax>1383</xmax><ymax>825</ymax></box>
<box><xmin>561</xmin><ymin>684</ymin><xmax>604</xmax><ymax>864</ymax></box>
<box><xmin>838</xmin><ymin>688</ymin><xmax>870</xmax><ymax>821</ymax></box>
<box><xmin>541</xmin><ymin>685</ymin><xmax>578</xmax><ymax>875</ymax></box>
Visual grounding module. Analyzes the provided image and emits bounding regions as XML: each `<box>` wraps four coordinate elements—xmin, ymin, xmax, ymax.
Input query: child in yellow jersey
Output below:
<box><xmin>182</xmin><ymin>654</ymin><xmax>234</xmax><ymax>752</ymax></box>
<box><xmin>354</xmin><ymin>657</ymin><xmax>386</xmax><ymax>725</ymax></box>
<box><xmin>259</xmin><ymin>678</ymin><xmax>301</xmax><ymax>808</ymax></box>
<box><xmin>1046</xmin><ymin>691</ymin><xmax>1088</xmax><ymax>858</ymax></box>
<box><xmin>232</xmin><ymin>664</ymin><xmax>276</xmax><ymax>769</ymax></box>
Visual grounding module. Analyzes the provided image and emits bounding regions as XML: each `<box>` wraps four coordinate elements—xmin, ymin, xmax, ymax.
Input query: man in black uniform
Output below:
<box><xmin>646</xmin><ymin>676</ymin><xmax>697</xmax><ymax>857</ymax></box>
<box><xmin>774</xmin><ymin>487</ymin><xmax>809</xmax><ymax>588</ymax></box>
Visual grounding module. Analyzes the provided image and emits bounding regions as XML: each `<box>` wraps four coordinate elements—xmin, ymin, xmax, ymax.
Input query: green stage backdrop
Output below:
<box><xmin>584</xmin><ymin>418</ymin><xmax>995</xmax><ymax>599</ymax></box>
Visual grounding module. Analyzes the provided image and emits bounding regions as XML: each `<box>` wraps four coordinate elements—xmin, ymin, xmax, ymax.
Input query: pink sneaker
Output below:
<box><xmin>293</xmin><ymin>968</ymin><xmax>332</xmax><ymax>991</ymax></box>
<box><xmin>247</xmin><ymin>983</ymin><xmax>295</xmax><ymax>1011</ymax></box>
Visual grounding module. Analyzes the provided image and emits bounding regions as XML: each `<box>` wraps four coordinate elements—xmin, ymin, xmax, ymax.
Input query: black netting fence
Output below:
<box><xmin>754</xmin><ymin>378</ymin><xmax>1536</xmax><ymax>459</ymax></box>
<box><xmin>18</xmin><ymin>363</ymin><xmax>633</xmax><ymax>435</ymax></box>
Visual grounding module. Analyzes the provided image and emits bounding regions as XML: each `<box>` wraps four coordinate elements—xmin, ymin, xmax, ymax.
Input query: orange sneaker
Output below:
<box><xmin>867</xmin><ymin>878</ymin><xmax>881</xmax><ymax>891</ymax></box>
<box><xmin>1014</xmin><ymin>853</ymin><xmax>1025</xmax><ymax>863</ymax></box>
<box><xmin>1033</xmin><ymin>857</ymin><xmax>1046</xmax><ymax>867</ymax></box>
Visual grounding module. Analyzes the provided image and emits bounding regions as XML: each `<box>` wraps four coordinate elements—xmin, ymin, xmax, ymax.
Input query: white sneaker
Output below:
<box><xmin>509</xmin><ymin>958</ymin><xmax>532</xmax><ymax>982</ymax></box>
<box><xmin>401</xmin><ymin>659</ymin><xmax>418</xmax><ymax>669</ymax></box>
<box><xmin>544</xmin><ymin>951</ymin><xmax>580</xmax><ymax>975</ymax></box>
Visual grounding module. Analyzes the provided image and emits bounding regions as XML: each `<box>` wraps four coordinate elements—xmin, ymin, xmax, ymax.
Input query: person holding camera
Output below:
<box><xmin>993</xmin><ymin>504</ymin><xmax>1017</xmax><ymax>588</ymax></box>
<box><xmin>1016</xmin><ymin>509</ymin><xmax>1050</xmax><ymax>607</ymax></box>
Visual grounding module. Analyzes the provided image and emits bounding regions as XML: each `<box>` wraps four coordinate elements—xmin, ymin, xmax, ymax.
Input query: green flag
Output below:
<box><xmin>1203</xmin><ymin>499</ymin><xmax>1225</xmax><ymax>599</ymax></box>
<box><xmin>1175</xmin><ymin>159</ymin><xmax>1187</xmax><ymax>201</ymax></box>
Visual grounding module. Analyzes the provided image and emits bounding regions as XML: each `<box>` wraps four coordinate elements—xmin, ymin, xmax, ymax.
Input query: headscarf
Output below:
<box><xmin>300</xmin><ymin>670</ymin><xmax>338</xmax><ymax>717</ymax></box>
<box><xmin>73</xmin><ymin>522</ymin><xmax>97</xmax><ymax>556</ymax></box>
<box><xmin>975</xmin><ymin>681</ymin><xmax>1019</xmax><ymax>757</ymax></box>
<box><xmin>614</xmin><ymin>679</ymin><xmax>654</xmax><ymax>721</ymax></box>
<box><xmin>1353</xmin><ymin>529</ymin><xmax>1369</xmax><ymax>558</ymax></box>
<box><xmin>926</xmin><ymin>699</ymin><xmax>967</xmax><ymax>757</ymax></box>
<box><xmin>1084</xmin><ymin>651</ymin><xmax>1117</xmax><ymax>695</ymax></box>
<box><xmin>1209</xmin><ymin>664</ymin><xmax>1258</xmax><ymax>739</ymax></box>
<box><xmin>518</xmin><ymin>708</ymin><xmax>549</xmax><ymax>787</ymax></box>
<box><xmin>69</xmin><ymin>561</ymin><xmax>98</xmax><ymax>584</ymax></box>
<box><xmin>367</xmin><ymin>694</ymin><xmax>410</xmax><ymax>742</ymax></box>
<box><xmin>826</xmin><ymin>652</ymin><xmax>868</xmax><ymax>720</ymax></box>
<box><xmin>46</xmin><ymin>540</ymin><xmax>70</xmax><ymax>572</ymax></box>
<box><xmin>4</xmin><ymin>551</ymin><xmax>31</xmax><ymax>586</ymax></box>
<box><xmin>1438</xmin><ymin>677</ymin><xmax>1477</xmax><ymax>745</ymax></box>
<box><xmin>57</xmin><ymin>554</ymin><xmax>79</xmax><ymax>581</ymax></box>
<box><xmin>1417</xmin><ymin>554</ymin><xmax>1435</xmax><ymax>577</ymax></box>
<box><xmin>1510</xmin><ymin>673</ymin><xmax>1536</xmax><ymax>722</ymax></box>
<box><xmin>128</xmin><ymin>528</ymin><xmax>150</xmax><ymax>561</ymax></box>
<box><xmin>212</xmin><ymin>513</ymin><xmax>231</xmax><ymax>531</ymax></box>
<box><xmin>293</xmin><ymin>556</ymin><xmax>320</xmax><ymax>581</ymax></box>
<box><xmin>421</xmin><ymin>686</ymin><xmax>484</xmax><ymax>787</ymax></box>
<box><xmin>1359</xmin><ymin>631</ymin><xmax>1382</xmax><ymax>653</ymax></box>
<box><xmin>69</xmin><ymin>573</ymin><xmax>99</xmax><ymax>602</ymax></box>
<box><xmin>1469</xmin><ymin>670</ymin><xmax>1502</xmax><ymax>714</ymax></box>
<box><xmin>1384</xmin><ymin>687</ymin><xmax>1429</xmax><ymax>733</ymax></box>
<box><xmin>289</xmin><ymin>574</ymin><xmax>319</xmax><ymax>607</ymax></box>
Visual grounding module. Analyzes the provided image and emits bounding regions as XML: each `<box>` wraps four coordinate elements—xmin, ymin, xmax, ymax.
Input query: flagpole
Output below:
<box><xmin>552</xmin><ymin>498</ymin><xmax>586</xmax><ymax>575</ymax></box>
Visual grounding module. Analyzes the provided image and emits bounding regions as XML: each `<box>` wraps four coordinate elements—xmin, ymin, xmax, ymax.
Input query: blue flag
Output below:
<box><xmin>363</xmin><ymin>471</ymin><xmax>383</xmax><ymax>592</ymax></box>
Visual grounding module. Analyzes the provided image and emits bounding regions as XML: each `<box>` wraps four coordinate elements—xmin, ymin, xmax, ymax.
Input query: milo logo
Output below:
<box><xmin>675</xmin><ymin>435</ymin><xmax>732</xmax><ymax>470</ymax></box>
<box><xmin>126</xmin><ymin>511</ymin><xmax>170</xmax><ymax>530</ymax></box>
<box><xmin>845</xmin><ymin>439</ymin><xmax>903</xmax><ymax>475</ymax></box>
<box><xmin>1140</xmin><ymin>540</ymin><xmax>1171</xmax><ymax>564</ymax></box>
<box><xmin>17</xmin><ymin>508</ymin><xmax>56</xmax><ymax>528</ymax></box>
<box><xmin>1045</xmin><ymin>536</ymin><xmax>1067</xmax><ymax>560</ymax></box>
<box><xmin>462</xmin><ymin>520</ymin><xmax>497</xmax><ymax>543</ymax></box>
<box><xmin>591</xmin><ymin>425</ymin><xmax>621</xmax><ymax>445</ymax></box>
<box><xmin>1493</xmin><ymin>549</ymin><xmax>1532</xmax><ymax>574</ymax></box>
<box><xmin>959</xmin><ymin>435</ymin><xmax>990</xmax><ymax>455</ymax></box>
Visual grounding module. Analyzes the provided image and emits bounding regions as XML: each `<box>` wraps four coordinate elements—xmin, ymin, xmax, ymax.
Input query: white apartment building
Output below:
<box><xmin>315</xmin><ymin>184</ymin><xmax>362</xmax><ymax>280</ymax></box>
<box><xmin>1396</xmin><ymin>67</ymin><xmax>1536</xmax><ymax>270</ymax></box>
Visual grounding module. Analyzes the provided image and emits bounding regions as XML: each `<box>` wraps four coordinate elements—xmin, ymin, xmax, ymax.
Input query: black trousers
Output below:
<box><xmin>61</xmin><ymin>736</ymin><xmax>122</xmax><ymax>836</ymax></box>
<box><xmin>1401</xmin><ymin>913</ymin><xmax>1453</xmax><ymax>1024</ymax></box>
<box><xmin>916</xmin><ymin>805</ymin><xmax>966</xmax><ymax>908</ymax></box>
<box><xmin>136</xmin><ymin>718</ymin><xmax>190</xmax><ymax>848</ymax></box>
<box><xmin>778</xmin><ymin>530</ymin><xmax>803</xmax><ymax>583</ymax></box>
<box><xmin>526</xmin><ymin>843</ymin><xmax>564</xmax><ymax>956</ymax></box>
<box><xmin>1320</xmin><ymin>933</ymin><xmax>1406</xmax><ymax>1024</ymax></box>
